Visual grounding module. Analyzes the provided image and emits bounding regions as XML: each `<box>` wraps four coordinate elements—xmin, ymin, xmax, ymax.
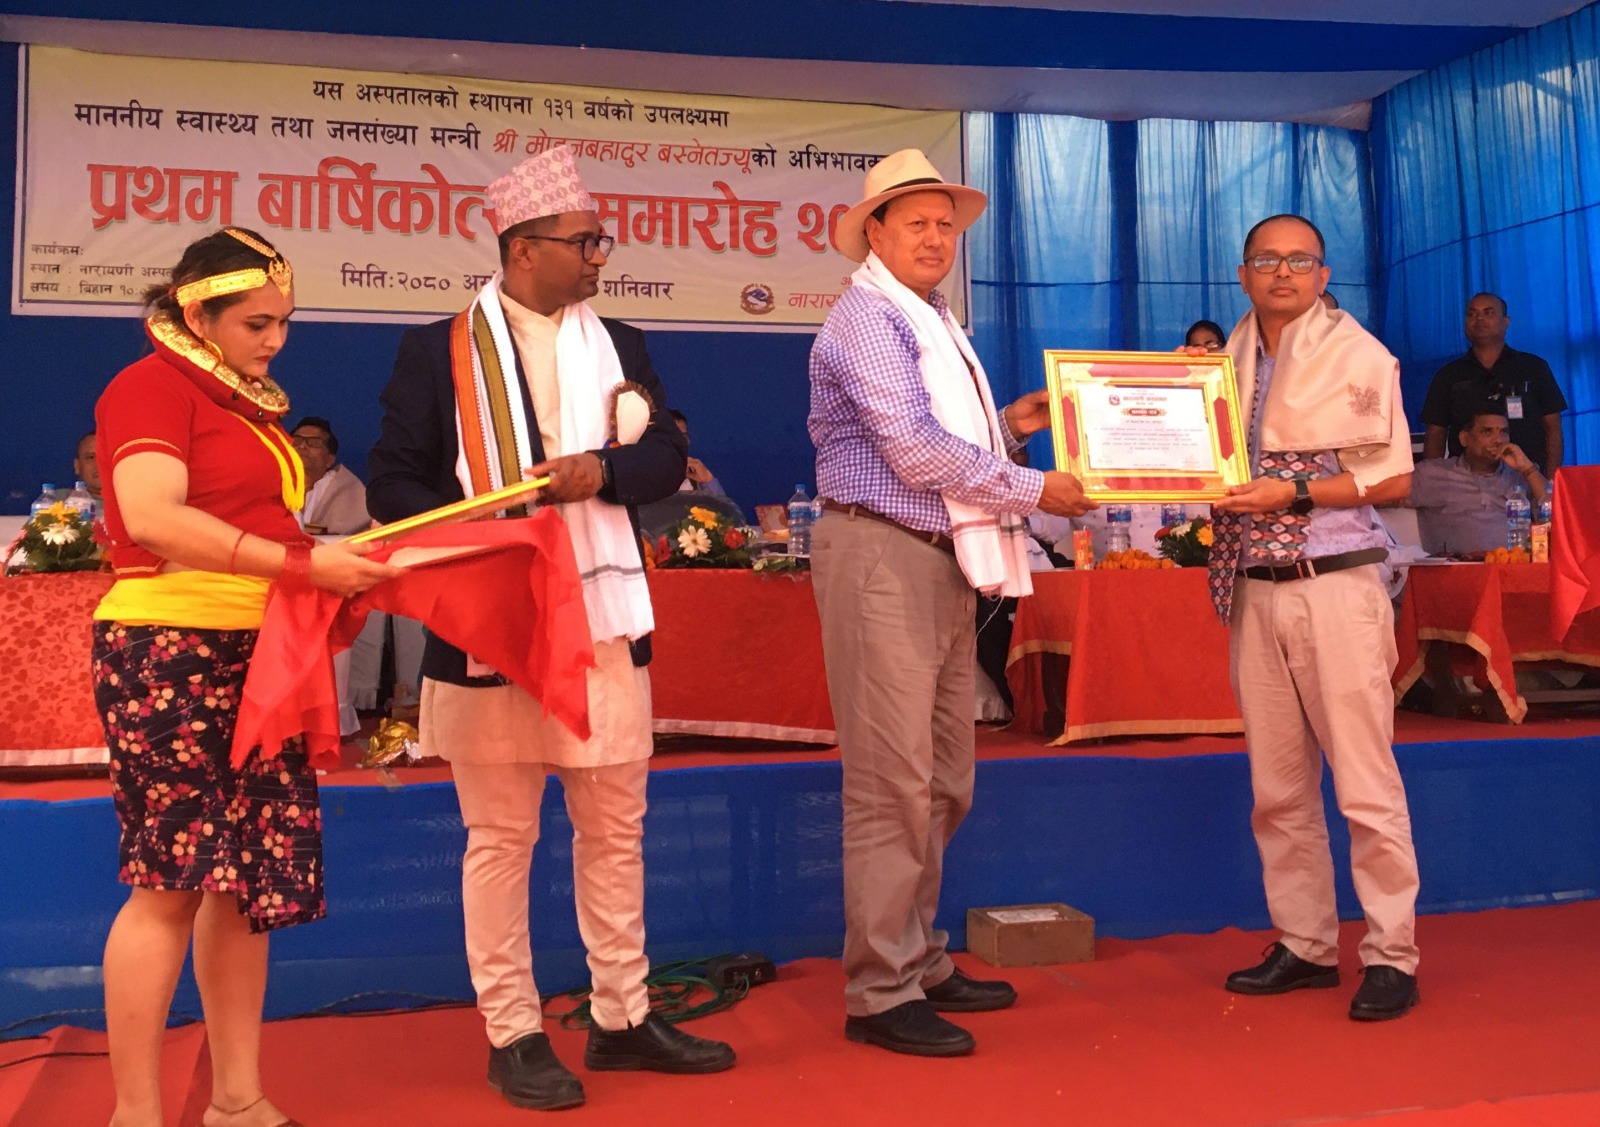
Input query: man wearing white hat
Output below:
<box><xmin>809</xmin><ymin>149</ymin><xmax>1094</xmax><ymax>1057</ymax></box>
<box><xmin>368</xmin><ymin>147</ymin><xmax>735</xmax><ymax>1110</ymax></box>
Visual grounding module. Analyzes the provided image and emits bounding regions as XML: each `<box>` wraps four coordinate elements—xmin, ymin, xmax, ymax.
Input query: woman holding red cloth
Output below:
<box><xmin>91</xmin><ymin>227</ymin><xmax>397</xmax><ymax>1127</ymax></box>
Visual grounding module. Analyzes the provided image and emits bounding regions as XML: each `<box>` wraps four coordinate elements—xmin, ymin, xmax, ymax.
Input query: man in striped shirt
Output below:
<box><xmin>809</xmin><ymin>150</ymin><xmax>1093</xmax><ymax>1059</ymax></box>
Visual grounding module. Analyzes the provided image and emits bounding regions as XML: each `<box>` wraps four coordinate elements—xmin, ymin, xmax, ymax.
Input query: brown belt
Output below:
<box><xmin>819</xmin><ymin>500</ymin><xmax>956</xmax><ymax>557</ymax></box>
<box><xmin>1238</xmin><ymin>547</ymin><xmax>1388</xmax><ymax>583</ymax></box>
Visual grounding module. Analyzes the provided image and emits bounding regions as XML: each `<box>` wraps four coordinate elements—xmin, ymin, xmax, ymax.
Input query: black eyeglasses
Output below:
<box><xmin>518</xmin><ymin>232</ymin><xmax>616</xmax><ymax>260</ymax></box>
<box><xmin>1246</xmin><ymin>253</ymin><xmax>1324</xmax><ymax>275</ymax></box>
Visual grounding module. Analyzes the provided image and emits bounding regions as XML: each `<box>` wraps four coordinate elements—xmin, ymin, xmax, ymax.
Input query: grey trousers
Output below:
<box><xmin>811</xmin><ymin>510</ymin><xmax>978</xmax><ymax>1016</ymax></box>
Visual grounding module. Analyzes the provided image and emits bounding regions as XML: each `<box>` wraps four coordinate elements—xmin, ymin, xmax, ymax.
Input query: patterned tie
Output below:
<box><xmin>1207</xmin><ymin>451</ymin><xmax>1317</xmax><ymax>624</ymax></box>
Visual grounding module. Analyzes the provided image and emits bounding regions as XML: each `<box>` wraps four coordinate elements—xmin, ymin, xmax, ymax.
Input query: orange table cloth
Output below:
<box><xmin>1394</xmin><ymin>562</ymin><xmax>1600</xmax><ymax>724</ymax></box>
<box><xmin>1005</xmin><ymin>568</ymin><xmax>1243</xmax><ymax>743</ymax></box>
<box><xmin>0</xmin><ymin>572</ymin><xmax>113</xmax><ymax>766</ymax></box>
<box><xmin>646</xmin><ymin>569</ymin><xmax>835</xmax><ymax>743</ymax></box>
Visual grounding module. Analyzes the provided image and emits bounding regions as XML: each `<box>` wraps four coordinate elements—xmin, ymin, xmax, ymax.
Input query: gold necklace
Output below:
<box><xmin>147</xmin><ymin>313</ymin><xmax>290</xmax><ymax>419</ymax></box>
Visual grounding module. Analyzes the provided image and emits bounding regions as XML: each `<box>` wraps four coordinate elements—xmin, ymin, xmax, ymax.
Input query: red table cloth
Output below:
<box><xmin>1394</xmin><ymin>561</ymin><xmax>1600</xmax><ymax>724</ymax></box>
<box><xmin>646</xmin><ymin>569</ymin><xmax>835</xmax><ymax>743</ymax></box>
<box><xmin>0</xmin><ymin>572</ymin><xmax>113</xmax><ymax>766</ymax></box>
<box><xmin>1550</xmin><ymin>465</ymin><xmax>1600</xmax><ymax>641</ymax></box>
<box><xmin>1005</xmin><ymin>568</ymin><xmax>1244</xmax><ymax>743</ymax></box>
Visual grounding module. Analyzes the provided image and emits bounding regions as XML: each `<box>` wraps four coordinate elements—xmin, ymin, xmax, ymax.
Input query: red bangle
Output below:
<box><xmin>227</xmin><ymin>530</ymin><xmax>248</xmax><ymax>574</ymax></box>
<box><xmin>279</xmin><ymin>543</ymin><xmax>313</xmax><ymax>591</ymax></box>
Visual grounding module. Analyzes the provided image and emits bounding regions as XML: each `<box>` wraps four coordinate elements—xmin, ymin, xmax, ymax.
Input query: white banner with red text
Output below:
<box><xmin>13</xmin><ymin>45</ymin><xmax>966</xmax><ymax>328</ymax></box>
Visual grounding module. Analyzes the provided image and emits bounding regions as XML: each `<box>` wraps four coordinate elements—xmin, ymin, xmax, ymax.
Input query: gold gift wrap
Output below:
<box><xmin>361</xmin><ymin>718</ymin><xmax>421</xmax><ymax>768</ymax></box>
<box><xmin>347</xmin><ymin>475</ymin><xmax>552</xmax><ymax>545</ymax></box>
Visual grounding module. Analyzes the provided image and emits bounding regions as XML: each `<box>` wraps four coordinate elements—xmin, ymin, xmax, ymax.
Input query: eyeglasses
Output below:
<box><xmin>290</xmin><ymin>435</ymin><xmax>329</xmax><ymax>449</ymax></box>
<box><xmin>1247</xmin><ymin>253</ymin><xmax>1324</xmax><ymax>275</ymax></box>
<box><xmin>518</xmin><ymin>232</ymin><xmax>616</xmax><ymax>261</ymax></box>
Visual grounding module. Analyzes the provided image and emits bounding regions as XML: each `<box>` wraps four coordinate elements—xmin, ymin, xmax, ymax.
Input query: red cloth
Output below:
<box><xmin>1395</xmin><ymin>561</ymin><xmax>1600</xmax><ymax>724</ymax></box>
<box><xmin>0</xmin><ymin>573</ymin><xmax>114</xmax><ymax>764</ymax></box>
<box><xmin>646</xmin><ymin>570</ymin><xmax>835</xmax><ymax>742</ymax></box>
<box><xmin>232</xmin><ymin>511</ymin><xmax>595</xmax><ymax>769</ymax></box>
<box><xmin>1549</xmin><ymin>466</ymin><xmax>1600</xmax><ymax>641</ymax></box>
<box><xmin>95</xmin><ymin>337</ymin><xmax>308</xmax><ymax>579</ymax></box>
<box><xmin>1006</xmin><ymin>568</ymin><xmax>1244</xmax><ymax>742</ymax></box>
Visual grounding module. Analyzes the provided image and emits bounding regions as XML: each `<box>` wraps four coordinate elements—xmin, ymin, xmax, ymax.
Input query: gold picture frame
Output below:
<box><xmin>1043</xmin><ymin>350</ymin><xmax>1249</xmax><ymax>503</ymax></box>
<box><xmin>345</xmin><ymin>475</ymin><xmax>552</xmax><ymax>545</ymax></box>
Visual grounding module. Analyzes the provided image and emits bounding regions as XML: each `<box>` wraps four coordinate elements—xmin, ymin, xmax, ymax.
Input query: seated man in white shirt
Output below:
<box><xmin>1407</xmin><ymin>404</ymin><xmax>1546</xmax><ymax>556</ymax></box>
<box><xmin>291</xmin><ymin>416</ymin><xmax>370</xmax><ymax>535</ymax></box>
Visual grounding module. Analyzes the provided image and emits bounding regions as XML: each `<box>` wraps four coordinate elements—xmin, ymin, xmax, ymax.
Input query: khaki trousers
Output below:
<box><xmin>811</xmin><ymin>511</ymin><xmax>977</xmax><ymax>1016</ymax></box>
<box><xmin>451</xmin><ymin>758</ymin><xmax>652</xmax><ymax>1046</ymax></box>
<box><xmin>1229</xmin><ymin>564</ymin><xmax>1420</xmax><ymax>974</ymax></box>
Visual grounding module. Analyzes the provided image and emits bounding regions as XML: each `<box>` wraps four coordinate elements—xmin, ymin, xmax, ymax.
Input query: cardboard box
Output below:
<box><xmin>966</xmin><ymin>903</ymin><xmax>1095</xmax><ymax>968</ymax></box>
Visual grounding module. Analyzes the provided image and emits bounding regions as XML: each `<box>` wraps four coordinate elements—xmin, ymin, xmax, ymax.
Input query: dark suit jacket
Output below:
<box><xmin>366</xmin><ymin>312</ymin><xmax>687</xmax><ymax>686</ymax></box>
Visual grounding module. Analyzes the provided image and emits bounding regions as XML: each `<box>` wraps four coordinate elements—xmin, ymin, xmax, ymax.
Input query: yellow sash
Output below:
<box><xmin>94</xmin><ymin>571</ymin><xmax>272</xmax><ymax>631</ymax></box>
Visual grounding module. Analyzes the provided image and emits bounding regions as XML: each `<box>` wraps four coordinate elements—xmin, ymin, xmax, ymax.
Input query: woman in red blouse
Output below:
<box><xmin>92</xmin><ymin>227</ymin><xmax>398</xmax><ymax>1127</ymax></box>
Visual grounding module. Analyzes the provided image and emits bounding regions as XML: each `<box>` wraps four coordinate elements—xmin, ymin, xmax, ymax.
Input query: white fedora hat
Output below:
<box><xmin>835</xmin><ymin>148</ymin><xmax>987</xmax><ymax>263</ymax></box>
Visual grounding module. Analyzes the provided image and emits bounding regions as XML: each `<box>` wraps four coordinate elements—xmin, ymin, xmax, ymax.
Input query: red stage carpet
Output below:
<box><xmin>4</xmin><ymin>902</ymin><xmax>1597</xmax><ymax>1126</ymax></box>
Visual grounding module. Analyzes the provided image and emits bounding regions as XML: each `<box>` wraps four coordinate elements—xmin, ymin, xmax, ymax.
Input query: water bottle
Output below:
<box><xmin>787</xmin><ymin>484</ymin><xmax>814</xmax><ymax>557</ymax></box>
<box><xmin>1531</xmin><ymin>489</ymin><xmax>1553</xmax><ymax>563</ymax></box>
<box><xmin>1160</xmin><ymin>504</ymin><xmax>1187</xmax><ymax>531</ymax></box>
<box><xmin>29</xmin><ymin>483</ymin><xmax>57</xmax><ymax>518</ymax></box>
<box><xmin>1106</xmin><ymin>504</ymin><xmax>1132</xmax><ymax>555</ymax></box>
<box><xmin>65</xmin><ymin>480</ymin><xmax>96</xmax><ymax>520</ymax></box>
<box><xmin>1505</xmin><ymin>488</ymin><xmax>1532</xmax><ymax>553</ymax></box>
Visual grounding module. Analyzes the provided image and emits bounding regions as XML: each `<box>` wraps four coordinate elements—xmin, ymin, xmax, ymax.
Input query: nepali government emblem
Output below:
<box><xmin>740</xmin><ymin>283</ymin><xmax>776</xmax><ymax>315</ymax></box>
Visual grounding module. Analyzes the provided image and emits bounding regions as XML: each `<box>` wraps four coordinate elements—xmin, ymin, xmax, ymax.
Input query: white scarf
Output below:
<box><xmin>1226</xmin><ymin>301</ymin><xmax>1412</xmax><ymax>494</ymax></box>
<box><xmin>455</xmin><ymin>273</ymin><xmax>653</xmax><ymax>644</ymax></box>
<box><xmin>848</xmin><ymin>253</ymin><xmax>1033</xmax><ymax>598</ymax></box>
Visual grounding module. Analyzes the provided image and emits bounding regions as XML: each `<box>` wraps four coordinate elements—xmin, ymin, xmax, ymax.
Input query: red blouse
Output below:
<box><xmin>95</xmin><ymin>321</ymin><xmax>310</xmax><ymax>578</ymax></box>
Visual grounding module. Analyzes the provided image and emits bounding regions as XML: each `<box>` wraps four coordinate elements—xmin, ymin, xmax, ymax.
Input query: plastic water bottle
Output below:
<box><xmin>1106</xmin><ymin>504</ymin><xmax>1133</xmax><ymax>555</ymax></box>
<box><xmin>29</xmin><ymin>483</ymin><xmax>57</xmax><ymax>518</ymax></box>
<box><xmin>65</xmin><ymin>480</ymin><xmax>96</xmax><ymax>519</ymax></box>
<box><xmin>787</xmin><ymin>484</ymin><xmax>814</xmax><ymax>557</ymax></box>
<box><xmin>1160</xmin><ymin>504</ymin><xmax>1187</xmax><ymax>531</ymax></box>
<box><xmin>1531</xmin><ymin>489</ymin><xmax>1553</xmax><ymax>563</ymax></box>
<box><xmin>1505</xmin><ymin>488</ymin><xmax>1532</xmax><ymax>553</ymax></box>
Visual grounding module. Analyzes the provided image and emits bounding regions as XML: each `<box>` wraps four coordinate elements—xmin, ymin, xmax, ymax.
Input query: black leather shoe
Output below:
<box><xmin>924</xmin><ymin>967</ymin><xmax>1018</xmax><ymax>1013</ymax></box>
<box><xmin>1225</xmin><ymin>942</ymin><xmax>1341</xmax><ymax>995</ymax></box>
<box><xmin>844</xmin><ymin>1000</ymin><xmax>975</xmax><ymax>1057</ymax></box>
<box><xmin>487</xmin><ymin>1032</ymin><xmax>585</xmax><ymax>1111</ymax></box>
<box><xmin>1349</xmin><ymin>965</ymin><xmax>1419</xmax><ymax>1022</ymax></box>
<box><xmin>584</xmin><ymin>1012</ymin><xmax>736</xmax><ymax>1074</ymax></box>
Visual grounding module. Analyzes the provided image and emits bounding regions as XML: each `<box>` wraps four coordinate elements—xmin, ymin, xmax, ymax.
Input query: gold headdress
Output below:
<box><xmin>173</xmin><ymin>227</ymin><xmax>294</xmax><ymax>307</ymax></box>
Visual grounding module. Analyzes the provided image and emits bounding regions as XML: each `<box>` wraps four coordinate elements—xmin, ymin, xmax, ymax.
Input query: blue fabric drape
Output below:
<box><xmin>970</xmin><ymin>112</ymin><xmax>1373</xmax><ymax>467</ymax></box>
<box><xmin>1375</xmin><ymin>4</ymin><xmax>1600</xmax><ymax>462</ymax></box>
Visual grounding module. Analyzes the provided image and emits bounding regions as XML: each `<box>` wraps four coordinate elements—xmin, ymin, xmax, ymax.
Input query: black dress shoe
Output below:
<box><xmin>584</xmin><ymin>1012</ymin><xmax>736</xmax><ymax>1074</ymax></box>
<box><xmin>844</xmin><ymin>1000</ymin><xmax>975</xmax><ymax>1057</ymax></box>
<box><xmin>1225</xmin><ymin>942</ymin><xmax>1341</xmax><ymax>995</ymax></box>
<box><xmin>1349</xmin><ymin>965</ymin><xmax>1419</xmax><ymax>1022</ymax></box>
<box><xmin>488</xmin><ymin>1032</ymin><xmax>585</xmax><ymax>1111</ymax></box>
<box><xmin>923</xmin><ymin>967</ymin><xmax>1018</xmax><ymax>1013</ymax></box>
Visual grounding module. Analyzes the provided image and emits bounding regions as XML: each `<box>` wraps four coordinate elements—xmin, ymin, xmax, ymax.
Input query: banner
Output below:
<box><xmin>13</xmin><ymin>46</ymin><xmax>966</xmax><ymax>328</ymax></box>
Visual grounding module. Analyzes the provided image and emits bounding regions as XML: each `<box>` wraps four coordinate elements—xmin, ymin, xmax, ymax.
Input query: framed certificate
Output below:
<box><xmin>1043</xmin><ymin>350</ymin><xmax>1249</xmax><ymax>502</ymax></box>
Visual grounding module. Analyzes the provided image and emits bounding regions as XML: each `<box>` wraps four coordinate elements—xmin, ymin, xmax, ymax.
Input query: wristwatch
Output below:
<box><xmin>1290</xmin><ymin>478</ymin><xmax>1315</xmax><ymax>516</ymax></box>
<box><xmin>595</xmin><ymin>450</ymin><xmax>615</xmax><ymax>491</ymax></box>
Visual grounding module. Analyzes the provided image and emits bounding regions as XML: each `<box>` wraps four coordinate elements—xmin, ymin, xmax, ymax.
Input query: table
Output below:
<box><xmin>1394</xmin><ymin>562</ymin><xmax>1600</xmax><ymax>723</ymax></box>
<box><xmin>0</xmin><ymin>572</ymin><xmax>112</xmax><ymax>766</ymax></box>
<box><xmin>0</xmin><ymin>568</ymin><xmax>838</xmax><ymax>767</ymax></box>
<box><xmin>1005</xmin><ymin>568</ymin><xmax>1244</xmax><ymax>743</ymax></box>
<box><xmin>646</xmin><ymin>569</ymin><xmax>835</xmax><ymax>743</ymax></box>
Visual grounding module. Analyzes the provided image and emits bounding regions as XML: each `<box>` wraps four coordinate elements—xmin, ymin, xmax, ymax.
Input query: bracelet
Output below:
<box><xmin>278</xmin><ymin>543</ymin><xmax>313</xmax><ymax>591</ymax></box>
<box><xmin>227</xmin><ymin>530</ymin><xmax>248</xmax><ymax>574</ymax></box>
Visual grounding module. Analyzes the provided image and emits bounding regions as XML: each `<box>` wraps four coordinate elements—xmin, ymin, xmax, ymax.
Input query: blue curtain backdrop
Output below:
<box><xmin>1374</xmin><ymin>4</ymin><xmax>1600</xmax><ymax>464</ymax></box>
<box><xmin>969</xmin><ymin>111</ymin><xmax>1374</xmax><ymax>462</ymax></box>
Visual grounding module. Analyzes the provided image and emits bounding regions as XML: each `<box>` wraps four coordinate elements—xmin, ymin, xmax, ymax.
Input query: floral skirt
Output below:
<box><xmin>91</xmin><ymin>622</ymin><xmax>325</xmax><ymax>933</ymax></box>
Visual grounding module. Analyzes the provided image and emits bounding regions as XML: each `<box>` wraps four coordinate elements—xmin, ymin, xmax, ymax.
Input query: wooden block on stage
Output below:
<box><xmin>967</xmin><ymin>903</ymin><xmax>1095</xmax><ymax>967</ymax></box>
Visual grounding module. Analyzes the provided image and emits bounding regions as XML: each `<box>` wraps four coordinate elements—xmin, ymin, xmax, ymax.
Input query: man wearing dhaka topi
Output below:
<box><xmin>367</xmin><ymin>147</ymin><xmax>734</xmax><ymax>1112</ymax></box>
<box><xmin>808</xmin><ymin>150</ymin><xmax>1094</xmax><ymax>1058</ymax></box>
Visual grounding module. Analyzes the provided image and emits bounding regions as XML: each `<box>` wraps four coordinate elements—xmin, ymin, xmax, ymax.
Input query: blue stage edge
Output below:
<box><xmin>3</xmin><ymin>735</ymin><xmax>1597</xmax><ymax>1035</ymax></box>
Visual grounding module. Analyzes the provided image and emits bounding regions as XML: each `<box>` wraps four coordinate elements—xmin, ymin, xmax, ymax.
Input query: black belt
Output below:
<box><xmin>819</xmin><ymin>500</ymin><xmax>956</xmax><ymax>557</ymax></box>
<box><xmin>1239</xmin><ymin>547</ymin><xmax>1388</xmax><ymax>583</ymax></box>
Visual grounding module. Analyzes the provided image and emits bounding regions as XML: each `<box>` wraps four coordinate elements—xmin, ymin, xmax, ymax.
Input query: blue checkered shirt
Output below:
<box><xmin>808</xmin><ymin>285</ymin><xmax>1044</xmax><ymax>534</ymax></box>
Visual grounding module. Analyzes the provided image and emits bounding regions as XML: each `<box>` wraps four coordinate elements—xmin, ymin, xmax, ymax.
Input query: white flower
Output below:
<box><xmin>40</xmin><ymin>524</ymin><xmax>79</xmax><ymax>546</ymax></box>
<box><xmin>678</xmin><ymin>526</ymin><xmax>711</xmax><ymax>558</ymax></box>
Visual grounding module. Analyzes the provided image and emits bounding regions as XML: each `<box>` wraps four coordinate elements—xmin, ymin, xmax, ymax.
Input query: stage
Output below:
<box><xmin>3</xmin><ymin>709</ymin><xmax>1597</xmax><ymax>1047</ymax></box>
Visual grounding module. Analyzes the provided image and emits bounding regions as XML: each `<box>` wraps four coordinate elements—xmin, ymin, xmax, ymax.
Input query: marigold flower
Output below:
<box><xmin>689</xmin><ymin>506</ymin><xmax>720</xmax><ymax>528</ymax></box>
<box><xmin>1197</xmin><ymin>526</ymin><xmax>1214</xmax><ymax>547</ymax></box>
